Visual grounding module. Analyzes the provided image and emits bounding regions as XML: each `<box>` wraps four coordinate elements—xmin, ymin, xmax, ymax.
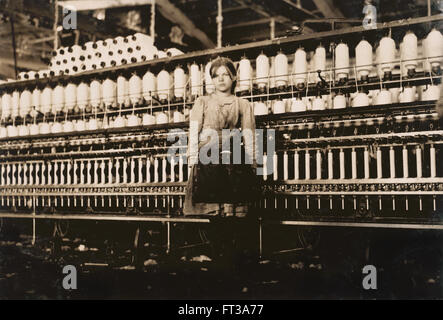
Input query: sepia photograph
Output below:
<box><xmin>0</xmin><ymin>0</ymin><xmax>442</xmax><ymax>304</ymax></box>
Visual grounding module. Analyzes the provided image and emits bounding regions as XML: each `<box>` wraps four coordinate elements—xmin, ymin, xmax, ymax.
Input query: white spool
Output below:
<box><xmin>401</xmin><ymin>31</ymin><xmax>418</xmax><ymax>72</ymax></box>
<box><xmin>90</xmin><ymin>79</ymin><xmax>102</xmax><ymax>109</ymax></box>
<box><xmin>256</xmin><ymin>53</ymin><xmax>270</xmax><ymax>89</ymax></box>
<box><xmin>424</xmin><ymin>28</ymin><xmax>443</xmax><ymax>70</ymax></box>
<box><xmin>274</xmin><ymin>52</ymin><xmax>288</xmax><ymax>87</ymax></box>
<box><xmin>129</xmin><ymin>73</ymin><xmax>143</xmax><ymax>105</ymax></box>
<box><xmin>19</xmin><ymin>89</ymin><xmax>32</xmax><ymax>118</ymax></box>
<box><xmin>1</xmin><ymin>92</ymin><xmax>12</xmax><ymax>119</ymax></box>
<box><xmin>102</xmin><ymin>78</ymin><xmax>117</xmax><ymax>108</ymax></box>
<box><xmin>293</xmin><ymin>48</ymin><xmax>307</xmax><ymax>87</ymax></box>
<box><xmin>238</xmin><ymin>57</ymin><xmax>252</xmax><ymax>92</ymax></box>
<box><xmin>64</xmin><ymin>83</ymin><xmax>77</xmax><ymax>112</ymax></box>
<box><xmin>11</xmin><ymin>90</ymin><xmax>20</xmax><ymax>119</ymax></box>
<box><xmin>335</xmin><ymin>42</ymin><xmax>350</xmax><ymax>80</ymax></box>
<box><xmin>117</xmin><ymin>75</ymin><xmax>130</xmax><ymax>107</ymax></box>
<box><xmin>142</xmin><ymin>70</ymin><xmax>157</xmax><ymax>102</ymax></box>
<box><xmin>157</xmin><ymin>70</ymin><xmax>171</xmax><ymax>101</ymax></box>
<box><xmin>190</xmin><ymin>63</ymin><xmax>201</xmax><ymax>97</ymax></box>
<box><xmin>355</xmin><ymin>39</ymin><xmax>373</xmax><ymax>80</ymax></box>
<box><xmin>314</xmin><ymin>45</ymin><xmax>326</xmax><ymax>83</ymax></box>
<box><xmin>41</xmin><ymin>86</ymin><xmax>53</xmax><ymax>115</ymax></box>
<box><xmin>173</xmin><ymin>66</ymin><xmax>186</xmax><ymax>98</ymax></box>
<box><xmin>378</xmin><ymin>36</ymin><xmax>396</xmax><ymax>74</ymax></box>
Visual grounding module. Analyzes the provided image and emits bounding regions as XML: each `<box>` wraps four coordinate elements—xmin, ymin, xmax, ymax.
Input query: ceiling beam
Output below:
<box><xmin>58</xmin><ymin>0</ymin><xmax>153</xmax><ymax>11</ymax></box>
<box><xmin>280</xmin><ymin>0</ymin><xmax>320</xmax><ymax>18</ymax></box>
<box><xmin>224</xmin><ymin>18</ymin><xmax>275</xmax><ymax>30</ymax></box>
<box><xmin>233</xmin><ymin>0</ymin><xmax>313</xmax><ymax>33</ymax></box>
<box><xmin>233</xmin><ymin>0</ymin><xmax>291</xmax><ymax>26</ymax></box>
<box><xmin>156</xmin><ymin>0</ymin><xmax>215</xmax><ymax>48</ymax></box>
<box><xmin>311</xmin><ymin>0</ymin><xmax>345</xmax><ymax>18</ymax></box>
<box><xmin>210</xmin><ymin>5</ymin><xmax>248</xmax><ymax>15</ymax></box>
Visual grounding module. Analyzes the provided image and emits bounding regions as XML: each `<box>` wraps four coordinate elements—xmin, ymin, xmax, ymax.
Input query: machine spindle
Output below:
<box><xmin>403</xmin><ymin>146</ymin><xmax>409</xmax><ymax>178</ymax></box>
<box><xmin>416</xmin><ymin>145</ymin><xmax>422</xmax><ymax>178</ymax></box>
<box><xmin>364</xmin><ymin>147</ymin><xmax>370</xmax><ymax>179</ymax></box>
<box><xmin>305</xmin><ymin>150</ymin><xmax>310</xmax><ymax>180</ymax></box>
<box><xmin>316</xmin><ymin>150</ymin><xmax>322</xmax><ymax>180</ymax></box>
<box><xmin>376</xmin><ymin>147</ymin><xmax>382</xmax><ymax>179</ymax></box>
<box><xmin>339</xmin><ymin>149</ymin><xmax>345</xmax><ymax>180</ymax></box>
<box><xmin>294</xmin><ymin>150</ymin><xmax>299</xmax><ymax>180</ymax></box>
<box><xmin>390</xmin><ymin>147</ymin><xmax>395</xmax><ymax>178</ymax></box>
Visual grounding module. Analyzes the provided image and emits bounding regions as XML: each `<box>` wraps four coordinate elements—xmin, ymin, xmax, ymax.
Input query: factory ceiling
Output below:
<box><xmin>0</xmin><ymin>0</ymin><xmax>440</xmax><ymax>79</ymax></box>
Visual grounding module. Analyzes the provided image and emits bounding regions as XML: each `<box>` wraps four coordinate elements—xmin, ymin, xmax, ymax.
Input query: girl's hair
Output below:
<box><xmin>209</xmin><ymin>57</ymin><xmax>237</xmax><ymax>93</ymax></box>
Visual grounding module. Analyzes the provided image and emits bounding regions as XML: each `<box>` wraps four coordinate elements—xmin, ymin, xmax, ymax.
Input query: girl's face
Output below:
<box><xmin>212</xmin><ymin>66</ymin><xmax>234</xmax><ymax>93</ymax></box>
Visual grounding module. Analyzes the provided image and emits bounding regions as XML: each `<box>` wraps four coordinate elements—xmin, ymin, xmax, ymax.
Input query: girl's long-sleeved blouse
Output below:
<box><xmin>183</xmin><ymin>93</ymin><xmax>256</xmax><ymax>215</ymax></box>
